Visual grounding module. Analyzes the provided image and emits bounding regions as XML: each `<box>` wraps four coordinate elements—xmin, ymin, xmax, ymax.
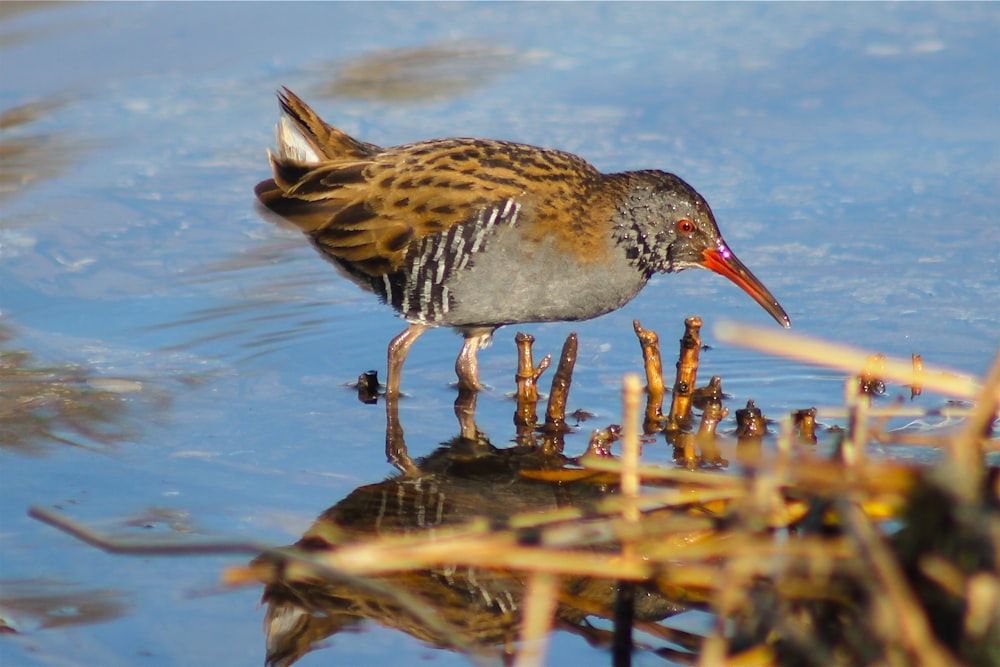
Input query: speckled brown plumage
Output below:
<box><xmin>256</xmin><ymin>93</ymin><xmax>618</xmax><ymax>274</ymax></box>
<box><xmin>255</xmin><ymin>88</ymin><xmax>790</xmax><ymax>396</ymax></box>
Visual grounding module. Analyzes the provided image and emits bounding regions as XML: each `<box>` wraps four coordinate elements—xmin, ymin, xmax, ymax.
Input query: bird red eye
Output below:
<box><xmin>677</xmin><ymin>219</ymin><xmax>695</xmax><ymax>234</ymax></box>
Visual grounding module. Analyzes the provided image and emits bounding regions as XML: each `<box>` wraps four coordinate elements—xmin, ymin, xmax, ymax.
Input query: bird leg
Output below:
<box><xmin>453</xmin><ymin>387</ymin><xmax>479</xmax><ymax>441</ymax></box>
<box><xmin>384</xmin><ymin>392</ymin><xmax>418</xmax><ymax>475</ymax></box>
<box><xmin>386</xmin><ymin>323</ymin><xmax>429</xmax><ymax>397</ymax></box>
<box><xmin>455</xmin><ymin>329</ymin><xmax>494</xmax><ymax>392</ymax></box>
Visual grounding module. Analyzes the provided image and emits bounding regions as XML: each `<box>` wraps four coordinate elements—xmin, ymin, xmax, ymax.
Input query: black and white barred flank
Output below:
<box><xmin>373</xmin><ymin>199</ymin><xmax>522</xmax><ymax>323</ymax></box>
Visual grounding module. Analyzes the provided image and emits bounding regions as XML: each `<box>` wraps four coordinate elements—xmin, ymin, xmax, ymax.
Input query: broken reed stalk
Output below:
<box><xmin>514</xmin><ymin>333</ymin><xmax>551</xmax><ymax>433</ymax></box>
<box><xmin>911</xmin><ymin>353</ymin><xmax>924</xmax><ymax>399</ymax></box>
<box><xmin>675</xmin><ymin>431</ymin><xmax>697</xmax><ymax>469</ymax></box>
<box><xmin>733</xmin><ymin>401</ymin><xmax>766</xmax><ymax>466</ymax></box>
<box><xmin>696</xmin><ymin>405</ymin><xmax>724</xmax><ymax>441</ymax></box>
<box><xmin>356</xmin><ymin>370</ymin><xmax>380</xmax><ymax>404</ymax></box>
<box><xmin>793</xmin><ymin>407</ymin><xmax>817</xmax><ymax>445</ymax></box>
<box><xmin>843</xmin><ymin>377</ymin><xmax>869</xmax><ymax>467</ymax></box>
<box><xmin>734</xmin><ymin>400</ymin><xmax>766</xmax><ymax>440</ymax></box>
<box><xmin>582</xmin><ymin>424</ymin><xmax>620</xmax><ymax>458</ymax></box>
<box><xmin>695</xmin><ymin>395</ymin><xmax>728</xmax><ymax>466</ymax></box>
<box><xmin>543</xmin><ymin>333</ymin><xmax>577</xmax><ymax>433</ymax></box>
<box><xmin>859</xmin><ymin>353</ymin><xmax>887</xmax><ymax>398</ymax></box>
<box><xmin>633</xmin><ymin>320</ymin><xmax>666</xmax><ymax>429</ymax></box>
<box><xmin>666</xmin><ymin>317</ymin><xmax>703</xmax><ymax>430</ymax></box>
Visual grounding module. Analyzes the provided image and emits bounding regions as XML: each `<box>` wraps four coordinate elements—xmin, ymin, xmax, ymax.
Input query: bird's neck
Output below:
<box><xmin>603</xmin><ymin>173</ymin><xmax>662</xmax><ymax>278</ymax></box>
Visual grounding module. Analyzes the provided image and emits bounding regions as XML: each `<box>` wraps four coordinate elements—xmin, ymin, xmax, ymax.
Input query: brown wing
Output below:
<box><xmin>255</xmin><ymin>93</ymin><xmax>611</xmax><ymax>277</ymax></box>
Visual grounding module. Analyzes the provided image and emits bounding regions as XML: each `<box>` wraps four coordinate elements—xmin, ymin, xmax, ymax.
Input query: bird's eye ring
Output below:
<box><xmin>677</xmin><ymin>219</ymin><xmax>695</xmax><ymax>234</ymax></box>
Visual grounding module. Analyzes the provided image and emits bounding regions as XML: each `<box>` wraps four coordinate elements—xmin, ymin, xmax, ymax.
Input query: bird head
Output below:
<box><xmin>614</xmin><ymin>170</ymin><xmax>790</xmax><ymax>328</ymax></box>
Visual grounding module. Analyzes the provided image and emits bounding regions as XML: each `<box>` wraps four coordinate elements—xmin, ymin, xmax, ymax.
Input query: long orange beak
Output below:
<box><xmin>701</xmin><ymin>247</ymin><xmax>791</xmax><ymax>328</ymax></box>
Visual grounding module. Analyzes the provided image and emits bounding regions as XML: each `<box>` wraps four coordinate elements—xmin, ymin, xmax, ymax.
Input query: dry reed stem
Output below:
<box><xmin>714</xmin><ymin>322</ymin><xmax>983</xmax><ymax>400</ymax></box>
<box><xmin>911</xmin><ymin>353</ymin><xmax>924</xmax><ymax>399</ymax></box>
<box><xmin>948</xmin><ymin>348</ymin><xmax>1000</xmax><ymax>499</ymax></box>
<box><xmin>859</xmin><ymin>353</ymin><xmax>887</xmax><ymax>396</ymax></box>
<box><xmin>667</xmin><ymin>317</ymin><xmax>703</xmax><ymax>429</ymax></box>
<box><xmin>696</xmin><ymin>398</ymin><xmax>727</xmax><ymax>441</ymax></box>
<box><xmin>558</xmin><ymin>588</ymin><xmax>701</xmax><ymax>650</ymax></box>
<box><xmin>317</xmin><ymin>537</ymin><xmax>654</xmax><ymax>579</ymax></box>
<box><xmin>815</xmin><ymin>404</ymin><xmax>974</xmax><ymax>420</ymax></box>
<box><xmin>579</xmin><ymin>457</ymin><xmax>748</xmax><ymax>487</ymax></box>
<box><xmin>513</xmin><ymin>572</ymin><xmax>559</xmax><ymax>667</ymax></box>
<box><xmin>543</xmin><ymin>333</ymin><xmax>577</xmax><ymax>432</ymax></box>
<box><xmin>775</xmin><ymin>413</ymin><xmax>794</xmax><ymax>460</ymax></box>
<box><xmin>620</xmin><ymin>374</ymin><xmax>643</xmax><ymax>527</ymax></box>
<box><xmin>28</xmin><ymin>506</ymin><xmax>268</xmax><ymax>556</ymax></box>
<box><xmin>964</xmin><ymin>573</ymin><xmax>1000</xmax><ymax>639</ymax></box>
<box><xmin>521</xmin><ymin>513</ymin><xmax>715</xmax><ymax>552</ymax></box>
<box><xmin>596</xmin><ymin>486</ymin><xmax>742</xmax><ymax>516</ymax></box>
<box><xmin>645</xmin><ymin>534</ymin><xmax>858</xmax><ymax>571</ymax></box>
<box><xmin>616</xmin><ymin>374</ymin><xmax>645</xmax><ymax>667</ymax></box>
<box><xmin>793</xmin><ymin>407</ymin><xmax>817</xmax><ymax>445</ymax></box>
<box><xmin>30</xmin><ymin>509</ymin><xmax>496</xmax><ymax>660</ymax></box>
<box><xmin>514</xmin><ymin>332</ymin><xmax>551</xmax><ymax>432</ymax></box>
<box><xmin>843</xmin><ymin>377</ymin><xmax>868</xmax><ymax>466</ymax></box>
<box><xmin>633</xmin><ymin>320</ymin><xmax>666</xmax><ymax>427</ymax></box>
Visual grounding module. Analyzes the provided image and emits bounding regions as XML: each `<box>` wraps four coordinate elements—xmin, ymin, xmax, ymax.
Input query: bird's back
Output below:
<box><xmin>254</xmin><ymin>90</ymin><xmax>622</xmax><ymax>280</ymax></box>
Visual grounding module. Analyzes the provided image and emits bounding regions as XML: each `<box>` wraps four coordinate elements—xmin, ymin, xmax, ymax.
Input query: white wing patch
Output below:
<box><xmin>275</xmin><ymin>116</ymin><xmax>322</xmax><ymax>164</ymax></box>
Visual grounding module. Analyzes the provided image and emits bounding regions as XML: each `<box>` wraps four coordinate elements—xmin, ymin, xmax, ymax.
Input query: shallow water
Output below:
<box><xmin>2</xmin><ymin>3</ymin><xmax>998</xmax><ymax>666</ymax></box>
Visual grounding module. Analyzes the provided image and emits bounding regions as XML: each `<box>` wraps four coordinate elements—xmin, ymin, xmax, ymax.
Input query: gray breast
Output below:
<box><xmin>442</xmin><ymin>223</ymin><xmax>648</xmax><ymax>327</ymax></box>
<box><xmin>372</xmin><ymin>199</ymin><xmax>649</xmax><ymax>328</ymax></box>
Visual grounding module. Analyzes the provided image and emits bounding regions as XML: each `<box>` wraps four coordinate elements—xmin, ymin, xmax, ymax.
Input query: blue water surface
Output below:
<box><xmin>1</xmin><ymin>3</ymin><xmax>998</xmax><ymax>666</ymax></box>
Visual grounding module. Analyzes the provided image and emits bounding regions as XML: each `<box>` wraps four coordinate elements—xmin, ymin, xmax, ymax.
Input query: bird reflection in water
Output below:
<box><xmin>251</xmin><ymin>383</ymin><xmax>696</xmax><ymax>666</ymax></box>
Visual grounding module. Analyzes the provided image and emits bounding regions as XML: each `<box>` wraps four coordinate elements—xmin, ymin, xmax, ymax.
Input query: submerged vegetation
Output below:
<box><xmin>0</xmin><ymin>323</ymin><xmax>149</xmax><ymax>453</ymax></box>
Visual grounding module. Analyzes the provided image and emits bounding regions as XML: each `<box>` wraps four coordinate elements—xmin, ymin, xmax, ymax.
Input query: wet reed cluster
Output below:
<box><xmin>242</xmin><ymin>320</ymin><xmax>1000</xmax><ymax>666</ymax></box>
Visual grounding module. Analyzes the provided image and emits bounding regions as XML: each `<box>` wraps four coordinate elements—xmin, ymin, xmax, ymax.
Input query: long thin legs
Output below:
<box><xmin>386</xmin><ymin>323</ymin><xmax>429</xmax><ymax>397</ymax></box>
<box><xmin>387</xmin><ymin>324</ymin><xmax>494</xmax><ymax>395</ymax></box>
<box><xmin>455</xmin><ymin>329</ymin><xmax>494</xmax><ymax>392</ymax></box>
